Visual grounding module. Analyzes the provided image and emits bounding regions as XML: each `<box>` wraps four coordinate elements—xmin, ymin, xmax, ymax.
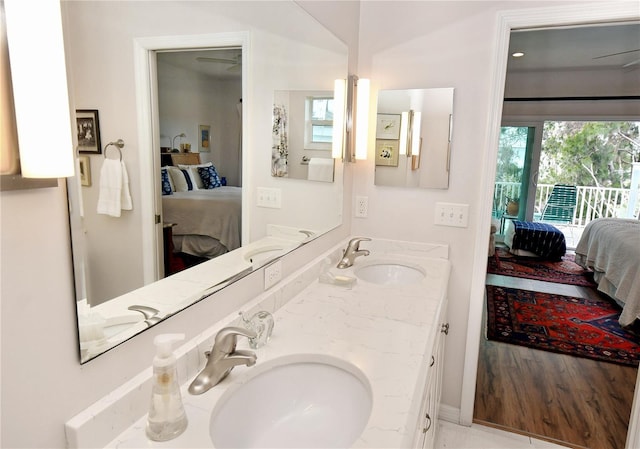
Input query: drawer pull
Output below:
<box><xmin>422</xmin><ymin>413</ymin><xmax>432</xmax><ymax>433</ymax></box>
<box><xmin>441</xmin><ymin>322</ymin><xmax>450</xmax><ymax>335</ymax></box>
<box><xmin>430</xmin><ymin>355</ymin><xmax>435</xmax><ymax>367</ymax></box>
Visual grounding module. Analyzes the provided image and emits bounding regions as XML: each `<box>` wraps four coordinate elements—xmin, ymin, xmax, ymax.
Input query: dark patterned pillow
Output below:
<box><xmin>198</xmin><ymin>165</ymin><xmax>222</xmax><ymax>189</ymax></box>
<box><xmin>160</xmin><ymin>167</ymin><xmax>173</xmax><ymax>195</ymax></box>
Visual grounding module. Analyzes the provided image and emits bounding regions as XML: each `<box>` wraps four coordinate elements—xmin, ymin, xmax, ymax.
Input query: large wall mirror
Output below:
<box><xmin>62</xmin><ymin>2</ymin><xmax>347</xmax><ymax>363</ymax></box>
<box><xmin>374</xmin><ymin>88</ymin><xmax>454</xmax><ymax>189</ymax></box>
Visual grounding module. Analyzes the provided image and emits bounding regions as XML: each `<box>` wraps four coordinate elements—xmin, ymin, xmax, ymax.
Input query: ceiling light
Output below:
<box><xmin>512</xmin><ymin>51</ymin><xmax>525</xmax><ymax>58</ymax></box>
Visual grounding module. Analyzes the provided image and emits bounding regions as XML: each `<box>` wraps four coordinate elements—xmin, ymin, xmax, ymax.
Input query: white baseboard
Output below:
<box><xmin>438</xmin><ymin>404</ymin><xmax>462</xmax><ymax>425</ymax></box>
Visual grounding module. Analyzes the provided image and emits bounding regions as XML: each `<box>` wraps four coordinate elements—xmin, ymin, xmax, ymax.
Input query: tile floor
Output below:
<box><xmin>435</xmin><ymin>420</ymin><xmax>570</xmax><ymax>448</ymax></box>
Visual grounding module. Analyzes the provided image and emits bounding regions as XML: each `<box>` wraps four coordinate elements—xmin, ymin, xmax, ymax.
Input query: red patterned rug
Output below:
<box><xmin>488</xmin><ymin>247</ymin><xmax>596</xmax><ymax>286</ymax></box>
<box><xmin>486</xmin><ymin>285</ymin><xmax>640</xmax><ymax>366</ymax></box>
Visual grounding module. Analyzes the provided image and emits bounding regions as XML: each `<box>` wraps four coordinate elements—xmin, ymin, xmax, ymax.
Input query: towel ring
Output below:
<box><xmin>104</xmin><ymin>139</ymin><xmax>125</xmax><ymax>161</ymax></box>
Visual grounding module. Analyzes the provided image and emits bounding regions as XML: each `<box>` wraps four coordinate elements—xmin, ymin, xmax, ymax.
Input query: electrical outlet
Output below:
<box><xmin>434</xmin><ymin>202</ymin><xmax>469</xmax><ymax>228</ymax></box>
<box><xmin>356</xmin><ymin>196</ymin><xmax>368</xmax><ymax>218</ymax></box>
<box><xmin>264</xmin><ymin>260</ymin><xmax>282</xmax><ymax>289</ymax></box>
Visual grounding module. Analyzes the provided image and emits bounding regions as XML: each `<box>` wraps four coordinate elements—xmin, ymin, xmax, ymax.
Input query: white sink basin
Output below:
<box><xmin>103</xmin><ymin>315</ymin><xmax>143</xmax><ymax>339</ymax></box>
<box><xmin>209</xmin><ymin>356</ymin><xmax>372</xmax><ymax>448</ymax></box>
<box><xmin>355</xmin><ymin>262</ymin><xmax>425</xmax><ymax>285</ymax></box>
<box><xmin>243</xmin><ymin>245</ymin><xmax>285</xmax><ymax>264</ymax></box>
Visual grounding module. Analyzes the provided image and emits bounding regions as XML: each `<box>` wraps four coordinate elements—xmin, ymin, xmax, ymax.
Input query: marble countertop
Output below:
<box><xmin>104</xmin><ymin>247</ymin><xmax>451</xmax><ymax>448</ymax></box>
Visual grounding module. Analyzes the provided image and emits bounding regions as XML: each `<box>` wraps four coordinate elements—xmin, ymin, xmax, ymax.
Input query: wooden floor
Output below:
<box><xmin>474</xmin><ymin>272</ymin><xmax>638</xmax><ymax>449</ymax></box>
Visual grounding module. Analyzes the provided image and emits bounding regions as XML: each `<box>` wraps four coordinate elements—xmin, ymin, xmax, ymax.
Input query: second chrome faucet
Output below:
<box><xmin>188</xmin><ymin>327</ymin><xmax>257</xmax><ymax>395</ymax></box>
<box><xmin>337</xmin><ymin>237</ymin><xmax>371</xmax><ymax>269</ymax></box>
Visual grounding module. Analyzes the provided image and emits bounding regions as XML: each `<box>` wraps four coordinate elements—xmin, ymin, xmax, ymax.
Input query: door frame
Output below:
<box><xmin>460</xmin><ymin>4</ymin><xmax>640</xmax><ymax>448</ymax></box>
<box><xmin>132</xmin><ymin>32</ymin><xmax>249</xmax><ymax>283</ymax></box>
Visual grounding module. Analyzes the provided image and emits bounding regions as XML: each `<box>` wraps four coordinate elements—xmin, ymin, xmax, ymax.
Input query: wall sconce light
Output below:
<box><xmin>332</xmin><ymin>79</ymin><xmax>346</xmax><ymax>159</ymax></box>
<box><xmin>354</xmin><ymin>78</ymin><xmax>370</xmax><ymax>160</ymax></box>
<box><xmin>343</xmin><ymin>75</ymin><xmax>370</xmax><ymax>163</ymax></box>
<box><xmin>4</xmin><ymin>0</ymin><xmax>74</xmax><ymax>178</ymax></box>
<box><xmin>409</xmin><ymin>110</ymin><xmax>422</xmax><ymax>157</ymax></box>
<box><xmin>399</xmin><ymin>111</ymin><xmax>409</xmax><ymax>156</ymax></box>
<box><xmin>172</xmin><ymin>133</ymin><xmax>186</xmax><ymax>151</ymax></box>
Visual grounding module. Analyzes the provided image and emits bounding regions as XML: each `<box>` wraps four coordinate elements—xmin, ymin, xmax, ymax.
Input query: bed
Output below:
<box><xmin>574</xmin><ymin>218</ymin><xmax>640</xmax><ymax>327</ymax></box>
<box><xmin>160</xmin><ymin>157</ymin><xmax>241</xmax><ymax>259</ymax></box>
<box><xmin>162</xmin><ymin>187</ymin><xmax>242</xmax><ymax>258</ymax></box>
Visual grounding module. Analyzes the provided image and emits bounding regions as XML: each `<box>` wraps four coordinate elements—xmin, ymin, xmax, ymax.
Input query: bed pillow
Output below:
<box><xmin>177</xmin><ymin>162</ymin><xmax>213</xmax><ymax>189</ymax></box>
<box><xmin>160</xmin><ymin>167</ymin><xmax>173</xmax><ymax>195</ymax></box>
<box><xmin>167</xmin><ymin>166</ymin><xmax>192</xmax><ymax>192</ymax></box>
<box><xmin>198</xmin><ymin>165</ymin><xmax>223</xmax><ymax>189</ymax></box>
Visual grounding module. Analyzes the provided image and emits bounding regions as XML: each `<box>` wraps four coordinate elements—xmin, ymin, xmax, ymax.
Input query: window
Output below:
<box><xmin>304</xmin><ymin>96</ymin><xmax>334</xmax><ymax>150</ymax></box>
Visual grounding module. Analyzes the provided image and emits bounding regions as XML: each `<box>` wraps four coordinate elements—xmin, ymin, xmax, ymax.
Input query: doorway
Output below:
<box><xmin>154</xmin><ymin>48</ymin><xmax>243</xmax><ymax>276</ymax></box>
<box><xmin>132</xmin><ymin>32</ymin><xmax>248</xmax><ymax>286</ymax></box>
<box><xmin>461</xmin><ymin>5</ymin><xmax>640</xmax><ymax>448</ymax></box>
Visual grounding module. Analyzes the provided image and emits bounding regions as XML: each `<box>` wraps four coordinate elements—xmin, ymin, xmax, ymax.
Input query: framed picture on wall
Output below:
<box><xmin>199</xmin><ymin>124</ymin><xmax>211</xmax><ymax>152</ymax></box>
<box><xmin>78</xmin><ymin>156</ymin><xmax>91</xmax><ymax>186</ymax></box>
<box><xmin>376</xmin><ymin>113</ymin><xmax>401</xmax><ymax>140</ymax></box>
<box><xmin>375</xmin><ymin>139</ymin><xmax>400</xmax><ymax>167</ymax></box>
<box><xmin>76</xmin><ymin>109</ymin><xmax>102</xmax><ymax>154</ymax></box>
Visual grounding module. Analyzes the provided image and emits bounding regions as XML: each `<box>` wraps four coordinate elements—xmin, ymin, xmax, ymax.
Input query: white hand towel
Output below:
<box><xmin>97</xmin><ymin>159</ymin><xmax>132</xmax><ymax>217</ymax></box>
<box><xmin>307</xmin><ymin>157</ymin><xmax>334</xmax><ymax>182</ymax></box>
<box><xmin>120</xmin><ymin>160</ymin><xmax>133</xmax><ymax>211</ymax></box>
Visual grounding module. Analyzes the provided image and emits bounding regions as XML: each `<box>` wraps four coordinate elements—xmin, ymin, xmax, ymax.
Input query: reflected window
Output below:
<box><xmin>305</xmin><ymin>96</ymin><xmax>334</xmax><ymax>149</ymax></box>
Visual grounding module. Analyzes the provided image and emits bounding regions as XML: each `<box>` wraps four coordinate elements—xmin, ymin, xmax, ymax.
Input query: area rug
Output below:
<box><xmin>485</xmin><ymin>285</ymin><xmax>640</xmax><ymax>366</ymax></box>
<box><xmin>488</xmin><ymin>247</ymin><xmax>596</xmax><ymax>286</ymax></box>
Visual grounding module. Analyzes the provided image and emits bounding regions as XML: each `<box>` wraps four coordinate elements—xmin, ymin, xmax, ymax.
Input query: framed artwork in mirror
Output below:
<box><xmin>376</xmin><ymin>113</ymin><xmax>401</xmax><ymax>140</ymax></box>
<box><xmin>79</xmin><ymin>156</ymin><xmax>91</xmax><ymax>186</ymax></box>
<box><xmin>199</xmin><ymin>124</ymin><xmax>211</xmax><ymax>152</ymax></box>
<box><xmin>375</xmin><ymin>139</ymin><xmax>399</xmax><ymax>166</ymax></box>
<box><xmin>76</xmin><ymin>109</ymin><xmax>102</xmax><ymax>154</ymax></box>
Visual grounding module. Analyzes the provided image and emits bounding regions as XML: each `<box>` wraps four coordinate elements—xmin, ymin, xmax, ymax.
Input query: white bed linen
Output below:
<box><xmin>574</xmin><ymin>218</ymin><xmax>640</xmax><ymax>327</ymax></box>
<box><xmin>162</xmin><ymin>187</ymin><xmax>241</xmax><ymax>257</ymax></box>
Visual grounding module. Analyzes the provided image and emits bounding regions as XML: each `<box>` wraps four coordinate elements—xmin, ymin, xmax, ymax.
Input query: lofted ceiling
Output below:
<box><xmin>507</xmin><ymin>21</ymin><xmax>640</xmax><ymax>73</ymax></box>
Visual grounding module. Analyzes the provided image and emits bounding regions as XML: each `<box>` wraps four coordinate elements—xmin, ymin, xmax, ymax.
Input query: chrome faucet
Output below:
<box><xmin>337</xmin><ymin>237</ymin><xmax>371</xmax><ymax>269</ymax></box>
<box><xmin>188</xmin><ymin>326</ymin><xmax>257</xmax><ymax>395</ymax></box>
<box><xmin>128</xmin><ymin>305</ymin><xmax>161</xmax><ymax>326</ymax></box>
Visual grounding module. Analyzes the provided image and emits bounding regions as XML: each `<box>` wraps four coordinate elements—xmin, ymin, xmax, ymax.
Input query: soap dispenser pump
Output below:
<box><xmin>146</xmin><ymin>333</ymin><xmax>188</xmax><ymax>442</ymax></box>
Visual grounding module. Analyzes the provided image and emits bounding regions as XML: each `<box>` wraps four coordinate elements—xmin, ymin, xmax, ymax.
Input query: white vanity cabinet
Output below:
<box><xmin>413</xmin><ymin>297</ymin><xmax>449</xmax><ymax>448</ymax></box>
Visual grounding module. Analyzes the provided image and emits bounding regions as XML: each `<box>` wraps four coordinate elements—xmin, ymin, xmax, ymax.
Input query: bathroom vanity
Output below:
<box><xmin>65</xmin><ymin>238</ymin><xmax>451</xmax><ymax>448</ymax></box>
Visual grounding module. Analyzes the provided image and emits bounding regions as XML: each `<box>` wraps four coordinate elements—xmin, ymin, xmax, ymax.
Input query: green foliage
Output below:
<box><xmin>495</xmin><ymin>126</ymin><xmax>529</xmax><ymax>184</ymax></box>
<box><xmin>540</xmin><ymin>121</ymin><xmax>639</xmax><ymax>188</ymax></box>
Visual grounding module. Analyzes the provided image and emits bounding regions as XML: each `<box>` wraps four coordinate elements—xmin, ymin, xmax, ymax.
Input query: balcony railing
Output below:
<box><xmin>493</xmin><ymin>182</ymin><xmax>640</xmax><ymax>226</ymax></box>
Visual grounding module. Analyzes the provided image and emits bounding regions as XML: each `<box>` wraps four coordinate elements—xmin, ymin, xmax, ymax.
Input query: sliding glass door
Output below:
<box><xmin>493</xmin><ymin>125</ymin><xmax>539</xmax><ymax>232</ymax></box>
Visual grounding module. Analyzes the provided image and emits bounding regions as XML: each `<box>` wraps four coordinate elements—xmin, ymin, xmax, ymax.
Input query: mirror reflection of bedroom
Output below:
<box><xmin>479</xmin><ymin>22</ymin><xmax>640</xmax><ymax>449</ymax></box>
<box><xmin>157</xmin><ymin>48</ymin><xmax>243</xmax><ymax>276</ymax></box>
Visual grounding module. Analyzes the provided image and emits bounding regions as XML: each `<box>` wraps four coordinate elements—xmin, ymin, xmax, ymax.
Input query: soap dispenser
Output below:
<box><xmin>146</xmin><ymin>333</ymin><xmax>188</xmax><ymax>442</ymax></box>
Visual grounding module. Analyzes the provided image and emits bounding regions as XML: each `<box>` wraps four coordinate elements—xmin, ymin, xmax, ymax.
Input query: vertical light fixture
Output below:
<box><xmin>411</xmin><ymin>111</ymin><xmax>422</xmax><ymax>156</ymax></box>
<box><xmin>332</xmin><ymin>79</ymin><xmax>346</xmax><ymax>159</ymax></box>
<box><xmin>399</xmin><ymin>111</ymin><xmax>409</xmax><ymax>155</ymax></box>
<box><xmin>4</xmin><ymin>0</ymin><xmax>75</xmax><ymax>178</ymax></box>
<box><xmin>354</xmin><ymin>78</ymin><xmax>370</xmax><ymax>160</ymax></box>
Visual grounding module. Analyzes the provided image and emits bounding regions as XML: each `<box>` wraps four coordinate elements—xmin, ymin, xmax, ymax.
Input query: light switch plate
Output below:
<box><xmin>435</xmin><ymin>202</ymin><xmax>469</xmax><ymax>228</ymax></box>
<box><xmin>257</xmin><ymin>187</ymin><xmax>282</xmax><ymax>209</ymax></box>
